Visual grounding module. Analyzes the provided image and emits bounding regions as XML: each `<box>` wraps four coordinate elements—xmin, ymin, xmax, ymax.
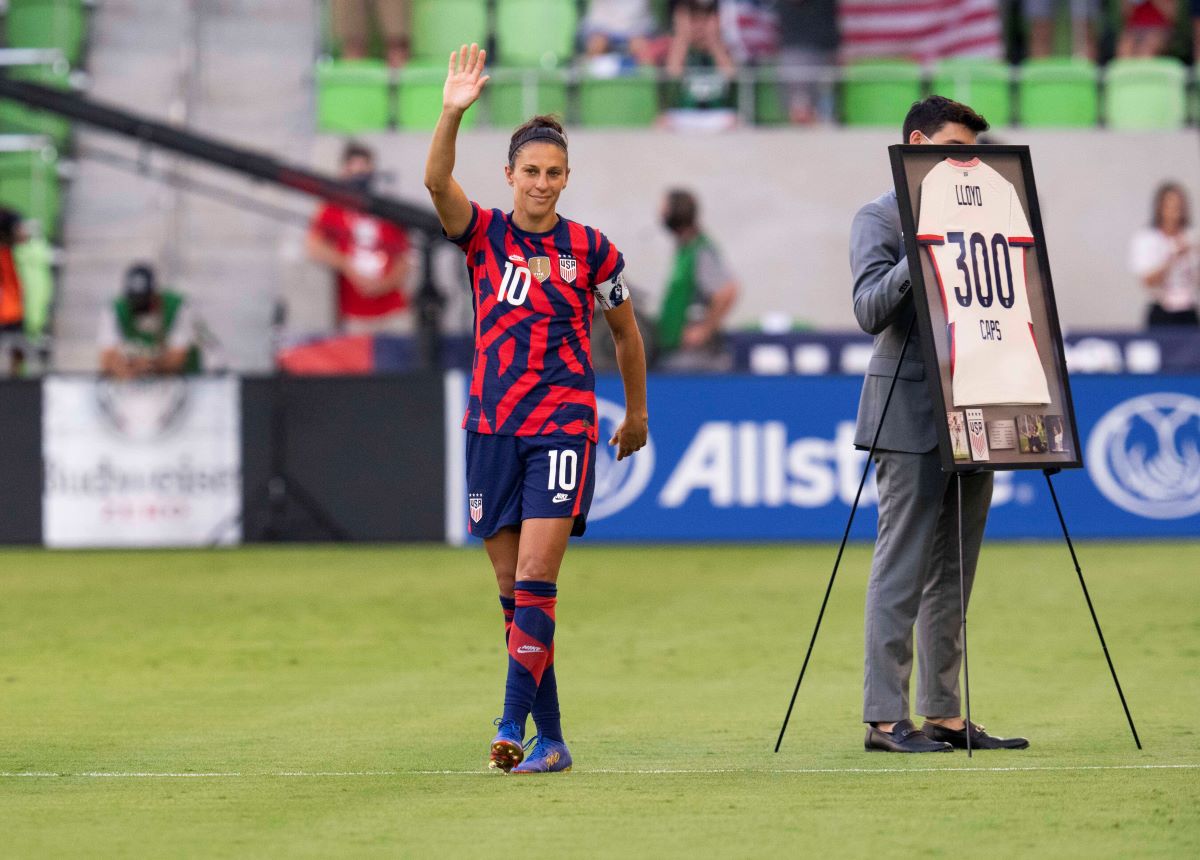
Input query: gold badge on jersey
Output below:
<box><xmin>528</xmin><ymin>256</ymin><xmax>551</xmax><ymax>283</ymax></box>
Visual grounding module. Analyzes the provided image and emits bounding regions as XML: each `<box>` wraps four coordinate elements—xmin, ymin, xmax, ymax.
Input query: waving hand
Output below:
<box><xmin>444</xmin><ymin>43</ymin><xmax>490</xmax><ymax>112</ymax></box>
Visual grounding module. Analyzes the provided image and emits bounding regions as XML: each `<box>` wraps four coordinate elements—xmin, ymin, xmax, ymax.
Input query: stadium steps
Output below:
<box><xmin>54</xmin><ymin>0</ymin><xmax>319</xmax><ymax>372</ymax></box>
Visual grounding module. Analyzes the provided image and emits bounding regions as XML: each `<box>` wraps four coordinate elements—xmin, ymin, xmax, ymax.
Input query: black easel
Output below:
<box><xmin>1043</xmin><ymin>468</ymin><xmax>1142</xmax><ymax>749</ymax></box>
<box><xmin>244</xmin><ymin>370</ymin><xmax>348</xmax><ymax>542</ymax></box>
<box><xmin>955</xmin><ymin>472</ymin><xmax>974</xmax><ymax>757</ymax></box>
<box><xmin>774</xmin><ymin>316</ymin><xmax>915</xmax><ymax>752</ymax></box>
<box><xmin>209</xmin><ymin>303</ymin><xmax>347</xmax><ymax>544</ymax></box>
<box><xmin>774</xmin><ymin>345</ymin><xmax>1142</xmax><ymax>754</ymax></box>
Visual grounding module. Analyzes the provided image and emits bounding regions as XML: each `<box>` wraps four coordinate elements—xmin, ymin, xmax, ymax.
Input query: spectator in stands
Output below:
<box><xmin>1194</xmin><ymin>0</ymin><xmax>1200</xmax><ymax>63</ymax></box>
<box><xmin>1117</xmin><ymin>0</ymin><xmax>1177</xmax><ymax>58</ymax></box>
<box><xmin>1130</xmin><ymin>182</ymin><xmax>1199</xmax><ymax>327</ymax></box>
<box><xmin>307</xmin><ymin>141</ymin><xmax>414</xmax><ymax>335</ymax></box>
<box><xmin>666</xmin><ymin>0</ymin><xmax>737</xmax><ymax>78</ymax></box>
<box><xmin>656</xmin><ymin>189</ymin><xmax>739</xmax><ymax>370</ymax></box>
<box><xmin>1026</xmin><ymin>0</ymin><xmax>1097</xmax><ymax>59</ymax></box>
<box><xmin>777</xmin><ymin>0</ymin><xmax>836</xmax><ymax>124</ymax></box>
<box><xmin>0</xmin><ymin>207</ymin><xmax>27</xmax><ymax>376</ymax></box>
<box><xmin>581</xmin><ymin>0</ymin><xmax>660</xmax><ymax>68</ymax></box>
<box><xmin>332</xmin><ymin>0</ymin><xmax>410</xmax><ymax>68</ymax></box>
<box><xmin>99</xmin><ymin>263</ymin><xmax>200</xmax><ymax>379</ymax></box>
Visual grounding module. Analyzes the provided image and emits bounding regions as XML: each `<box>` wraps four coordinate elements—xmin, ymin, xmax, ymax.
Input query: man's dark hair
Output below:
<box><xmin>902</xmin><ymin>95</ymin><xmax>989</xmax><ymax>143</ymax></box>
<box><xmin>341</xmin><ymin>140</ymin><xmax>375</xmax><ymax>165</ymax></box>
<box><xmin>663</xmin><ymin>188</ymin><xmax>698</xmax><ymax>232</ymax></box>
<box><xmin>1151</xmin><ymin>181</ymin><xmax>1190</xmax><ymax>229</ymax></box>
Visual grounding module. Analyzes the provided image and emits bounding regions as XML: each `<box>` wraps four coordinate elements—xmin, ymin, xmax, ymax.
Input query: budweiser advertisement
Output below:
<box><xmin>42</xmin><ymin>376</ymin><xmax>241</xmax><ymax>548</ymax></box>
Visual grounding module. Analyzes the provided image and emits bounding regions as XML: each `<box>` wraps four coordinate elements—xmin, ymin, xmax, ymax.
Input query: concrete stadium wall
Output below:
<box><xmin>315</xmin><ymin>129</ymin><xmax>1200</xmax><ymax>333</ymax></box>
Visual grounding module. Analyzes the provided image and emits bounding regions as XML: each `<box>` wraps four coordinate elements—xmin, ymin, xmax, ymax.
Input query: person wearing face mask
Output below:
<box><xmin>655</xmin><ymin>188</ymin><xmax>739</xmax><ymax>371</ymax></box>
<box><xmin>307</xmin><ymin>141</ymin><xmax>414</xmax><ymax>335</ymax></box>
<box><xmin>98</xmin><ymin>263</ymin><xmax>199</xmax><ymax>379</ymax></box>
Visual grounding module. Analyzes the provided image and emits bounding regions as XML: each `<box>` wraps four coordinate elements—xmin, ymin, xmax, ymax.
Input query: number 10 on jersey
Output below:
<box><xmin>498</xmin><ymin>261</ymin><xmax>532</xmax><ymax>306</ymax></box>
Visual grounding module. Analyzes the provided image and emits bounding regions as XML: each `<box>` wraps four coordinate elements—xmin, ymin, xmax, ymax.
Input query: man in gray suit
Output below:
<box><xmin>852</xmin><ymin>96</ymin><xmax>1029</xmax><ymax>753</ymax></box>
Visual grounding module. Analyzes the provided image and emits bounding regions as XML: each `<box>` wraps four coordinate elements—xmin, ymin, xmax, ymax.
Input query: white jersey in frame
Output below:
<box><xmin>917</xmin><ymin>157</ymin><xmax>1052</xmax><ymax>407</ymax></box>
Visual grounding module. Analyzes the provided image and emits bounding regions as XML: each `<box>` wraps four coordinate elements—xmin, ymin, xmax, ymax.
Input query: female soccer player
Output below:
<box><xmin>424</xmin><ymin>44</ymin><xmax>649</xmax><ymax>774</ymax></box>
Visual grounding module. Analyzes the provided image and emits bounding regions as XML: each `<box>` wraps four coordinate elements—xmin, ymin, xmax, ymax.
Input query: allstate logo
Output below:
<box><xmin>1086</xmin><ymin>393</ymin><xmax>1200</xmax><ymax>520</ymax></box>
<box><xmin>590</xmin><ymin>397</ymin><xmax>655</xmax><ymax>520</ymax></box>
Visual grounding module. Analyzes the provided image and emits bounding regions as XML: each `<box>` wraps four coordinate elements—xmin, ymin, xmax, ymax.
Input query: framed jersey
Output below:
<box><xmin>890</xmin><ymin>144</ymin><xmax>1082</xmax><ymax>472</ymax></box>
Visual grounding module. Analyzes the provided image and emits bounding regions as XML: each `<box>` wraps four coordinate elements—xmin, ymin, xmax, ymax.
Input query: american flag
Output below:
<box><xmin>838</xmin><ymin>0</ymin><xmax>1004</xmax><ymax>64</ymax></box>
<box><xmin>721</xmin><ymin>0</ymin><xmax>781</xmax><ymax>63</ymax></box>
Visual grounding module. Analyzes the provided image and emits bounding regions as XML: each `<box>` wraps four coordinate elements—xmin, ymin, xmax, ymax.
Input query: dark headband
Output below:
<box><xmin>508</xmin><ymin>127</ymin><xmax>567</xmax><ymax>165</ymax></box>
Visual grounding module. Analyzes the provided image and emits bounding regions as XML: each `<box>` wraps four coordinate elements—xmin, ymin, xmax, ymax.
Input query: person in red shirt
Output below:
<box><xmin>0</xmin><ymin>207</ymin><xmax>27</xmax><ymax>376</ymax></box>
<box><xmin>1118</xmin><ymin>0</ymin><xmax>1176</xmax><ymax>57</ymax></box>
<box><xmin>307</xmin><ymin>141</ymin><xmax>414</xmax><ymax>334</ymax></box>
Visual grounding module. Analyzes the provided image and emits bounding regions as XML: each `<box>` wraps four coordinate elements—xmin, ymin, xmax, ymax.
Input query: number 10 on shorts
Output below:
<box><xmin>547</xmin><ymin>449</ymin><xmax>578</xmax><ymax>491</ymax></box>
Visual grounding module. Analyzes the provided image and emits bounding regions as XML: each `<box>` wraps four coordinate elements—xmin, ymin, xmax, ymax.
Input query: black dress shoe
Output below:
<box><xmin>865</xmin><ymin>719</ymin><xmax>954</xmax><ymax>753</ymax></box>
<box><xmin>922</xmin><ymin>721</ymin><xmax>1030</xmax><ymax>750</ymax></box>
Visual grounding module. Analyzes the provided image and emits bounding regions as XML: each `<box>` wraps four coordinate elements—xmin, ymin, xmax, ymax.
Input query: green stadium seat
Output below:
<box><xmin>1018</xmin><ymin>58</ymin><xmax>1098</xmax><ymax>127</ymax></box>
<box><xmin>1104</xmin><ymin>58</ymin><xmax>1187</xmax><ymax>130</ymax></box>
<box><xmin>315</xmin><ymin>59</ymin><xmax>390</xmax><ymax>132</ymax></box>
<box><xmin>4</xmin><ymin>0</ymin><xmax>88</xmax><ymax>66</ymax></box>
<box><xmin>841</xmin><ymin>59</ymin><xmax>923</xmax><ymax>127</ymax></box>
<box><xmin>753</xmin><ymin>70</ymin><xmax>788</xmax><ymax>125</ymax></box>
<box><xmin>495</xmin><ymin>0</ymin><xmax>578</xmax><ymax>68</ymax></box>
<box><xmin>0</xmin><ymin>62</ymin><xmax>73</xmax><ymax>148</ymax></box>
<box><xmin>0</xmin><ymin>147</ymin><xmax>62</xmax><ymax>239</ymax></box>
<box><xmin>931</xmin><ymin>58</ymin><xmax>1013</xmax><ymax>127</ymax></box>
<box><xmin>396</xmin><ymin>64</ymin><xmax>477</xmax><ymax>130</ymax></box>
<box><xmin>578</xmin><ymin>73</ymin><xmax>659</xmax><ymax>127</ymax></box>
<box><xmin>410</xmin><ymin>0</ymin><xmax>488</xmax><ymax>62</ymax></box>
<box><xmin>487</xmin><ymin>70</ymin><xmax>568</xmax><ymax>129</ymax></box>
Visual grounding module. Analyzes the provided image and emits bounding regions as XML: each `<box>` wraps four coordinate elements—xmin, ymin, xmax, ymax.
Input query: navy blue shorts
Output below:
<box><xmin>466</xmin><ymin>431</ymin><xmax>597</xmax><ymax>539</ymax></box>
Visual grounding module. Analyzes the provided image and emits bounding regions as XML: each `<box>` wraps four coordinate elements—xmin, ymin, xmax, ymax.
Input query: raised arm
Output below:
<box><xmin>424</xmin><ymin>43</ymin><xmax>490</xmax><ymax>238</ymax></box>
<box><xmin>850</xmin><ymin>200</ymin><xmax>912</xmax><ymax>336</ymax></box>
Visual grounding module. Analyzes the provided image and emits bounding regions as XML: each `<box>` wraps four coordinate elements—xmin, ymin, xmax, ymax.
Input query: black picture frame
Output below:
<box><xmin>890</xmin><ymin>144</ymin><xmax>1083</xmax><ymax>473</ymax></box>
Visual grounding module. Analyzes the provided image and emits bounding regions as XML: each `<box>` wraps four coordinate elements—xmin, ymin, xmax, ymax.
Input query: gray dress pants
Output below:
<box><xmin>863</xmin><ymin>449</ymin><xmax>993</xmax><ymax>724</ymax></box>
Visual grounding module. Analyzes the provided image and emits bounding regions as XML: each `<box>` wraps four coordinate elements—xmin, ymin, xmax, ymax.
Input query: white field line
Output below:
<box><xmin>1</xmin><ymin>764</ymin><xmax>1197</xmax><ymax>779</ymax></box>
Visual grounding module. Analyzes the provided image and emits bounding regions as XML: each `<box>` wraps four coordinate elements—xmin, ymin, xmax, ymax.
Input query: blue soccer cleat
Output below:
<box><xmin>488</xmin><ymin>717</ymin><xmax>525</xmax><ymax>772</ymax></box>
<box><xmin>511</xmin><ymin>737</ymin><xmax>572</xmax><ymax>774</ymax></box>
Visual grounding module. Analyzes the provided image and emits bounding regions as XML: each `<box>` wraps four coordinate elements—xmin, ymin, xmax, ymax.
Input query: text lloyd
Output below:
<box><xmin>654</xmin><ymin>420</ymin><xmax>1015</xmax><ymax>509</ymax></box>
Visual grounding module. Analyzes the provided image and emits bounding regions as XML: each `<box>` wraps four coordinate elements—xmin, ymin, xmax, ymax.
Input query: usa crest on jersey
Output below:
<box><xmin>469</xmin><ymin>493</ymin><xmax>484</xmax><ymax>523</ymax></box>
<box><xmin>559</xmin><ymin>256</ymin><xmax>577</xmax><ymax>283</ymax></box>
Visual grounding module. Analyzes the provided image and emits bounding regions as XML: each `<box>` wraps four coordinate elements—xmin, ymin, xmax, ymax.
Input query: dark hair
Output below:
<box><xmin>508</xmin><ymin>115</ymin><xmax>568</xmax><ymax>167</ymax></box>
<box><xmin>341</xmin><ymin>140</ymin><xmax>375</xmax><ymax>165</ymax></box>
<box><xmin>0</xmin><ymin>206</ymin><xmax>21</xmax><ymax>246</ymax></box>
<box><xmin>123</xmin><ymin>262</ymin><xmax>157</xmax><ymax>299</ymax></box>
<box><xmin>902</xmin><ymin>95</ymin><xmax>989</xmax><ymax>143</ymax></box>
<box><xmin>1152</xmin><ymin>181</ymin><xmax>1190</xmax><ymax>229</ymax></box>
<box><xmin>663</xmin><ymin>188</ymin><xmax>698</xmax><ymax>232</ymax></box>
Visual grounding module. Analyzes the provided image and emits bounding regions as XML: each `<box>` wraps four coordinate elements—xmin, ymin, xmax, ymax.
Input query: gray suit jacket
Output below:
<box><xmin>850</xmin><ymin>191</ymin><xmax>937</xmax><ymax>454</ymax></box>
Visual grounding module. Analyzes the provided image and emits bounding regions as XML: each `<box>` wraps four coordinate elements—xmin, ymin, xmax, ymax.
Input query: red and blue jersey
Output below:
<box><xmin>449</xmin><ymin>202</ymin><xmax>628</xmax><ymax>443</ymax></box>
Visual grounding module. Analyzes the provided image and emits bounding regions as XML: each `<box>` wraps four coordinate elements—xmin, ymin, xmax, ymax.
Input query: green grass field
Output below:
<box><xmin>2</xmin><ymin>542</ymin><xmax>1198</xmax><ymax>858</ymax></box>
